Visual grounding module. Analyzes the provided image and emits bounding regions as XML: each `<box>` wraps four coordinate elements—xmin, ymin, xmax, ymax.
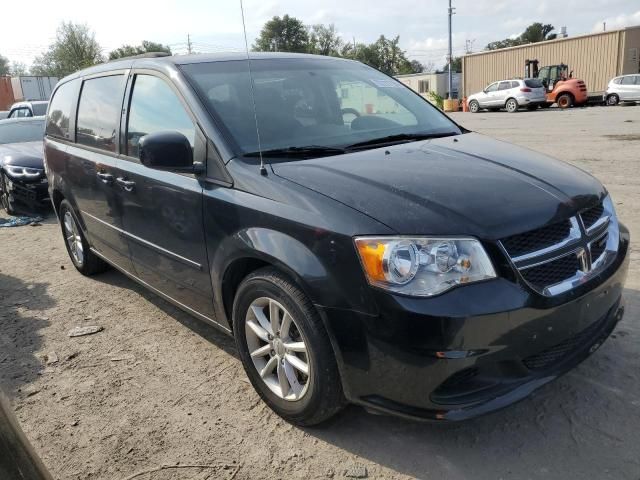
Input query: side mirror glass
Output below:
<box><xmin>138</xmin><ymin>131</ymin><xmax>195</xmax><ymax>172</ymax></box>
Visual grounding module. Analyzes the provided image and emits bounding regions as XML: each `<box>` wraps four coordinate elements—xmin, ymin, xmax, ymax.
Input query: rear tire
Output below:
<box><xmin>505</xmin><ymin>98</ymin><xmax>519</xmax><ymax>113</ymax></box>
<box><xmin>58</xmin><ymin>200</ymin><xmax>109</xmax><ymax>276</ymax></box>
<box><xmin>606</xmin><ymin>94</ymin><xmax>619</xmax><ymax>106</ymax></box>
<box><xmin>468</xmin><ymin>100</ymin><xmax>480</xmax><ymax>113</ymax></box>
<box><xmin>0</xmin><ymin>173</ymin><xmax>18</xmax><ymax>215</ymax></box>
<box><xmin>557</xmin><ymin>93</ymin><xmax>573</xmax><ymax>109</ymax></box>
<box><xmin>232</xmin><ymin>267</ymin><xmax>345</xmax><ymax>425</ymax></box>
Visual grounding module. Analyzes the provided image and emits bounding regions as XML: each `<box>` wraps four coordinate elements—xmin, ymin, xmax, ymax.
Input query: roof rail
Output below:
<box><xmin>108</xmin><ymin>52</ymin><xmax>172</xmax><ymax>62</ymax></box>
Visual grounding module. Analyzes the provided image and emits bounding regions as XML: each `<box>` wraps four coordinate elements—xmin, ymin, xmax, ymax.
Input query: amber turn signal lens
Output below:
<box><xmin>355</xmin><ymin>239</ymin><xmax>387</xmax><ymax>282</ymax></box>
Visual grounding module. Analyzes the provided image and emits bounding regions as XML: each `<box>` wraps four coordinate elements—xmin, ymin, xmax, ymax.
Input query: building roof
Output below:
<box><xmin>464</xmin><ymin>24</ymin><xmax>640</xmax><ymax>58</ymax></box>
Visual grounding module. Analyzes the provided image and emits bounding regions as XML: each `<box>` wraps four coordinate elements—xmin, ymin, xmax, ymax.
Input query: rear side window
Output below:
<box><xmin>76</xmin><ymin>75</ymin><xmax>124</xmax><ymax>152</ymax></box>
<box><xmin>511</xmin><ymin>81</ymin><xmax>520</xmax><ymax>88</ymax></box>
<box><xmin>524</xmin><ymin>79</ymin><xmax>544</xmax><ymax>88</ymax></box>
<box><xmin>32</xmin><ymin>103</ymin><xmax>48</xmax><ymax>116</ymax></box>
<box><xmin>46</xmin><ymin>82</ymin><xmax>76</xmax><ymax>140</ymax></box>
<box><xmin>126</xmin><ymin>74</ymin><xmax>195</xmax><ymax>158</ymax></box>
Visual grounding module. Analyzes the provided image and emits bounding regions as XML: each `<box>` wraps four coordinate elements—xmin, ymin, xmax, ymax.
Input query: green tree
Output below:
<box><xmin>253</xmin><ymin>15</ymin><xmax>309</xmax><ymax>53</ymax></box>
<box><xmin>409</xmin><ymin>60</ymin><xmax>424</xmax><ymax>73</ymax></box>
<box><xmin>342</xmin><ymin>35</ymin><xmax>415</xmax><ymax>75</ymax></box>
<box><xmin>10</xmin><ymin>62</ymin><xmax>29</xmax><ymax>76</ymax></box>
<box><xmin>308</xmin><ymin>24</ymin><xmax>342</xmax><ymax>56</ymax></box>
<box><xmin>31</xmin><ymin>22</ymin><xmax>103</xmax><ymax>77</ymax></box>
<box><xmin>108</xmin><ymin>40</ymin><xmax>171</xmax><ymax>60</ymax></box>
<box><xmin>486</xmin><ymin>22</ymin><xmax>556</xmax><ymax>51</ymax></box>
<box><xmin>0</xmin><ymin>54</ymin><xmax>9</xmax><ymax>75</ymax></box>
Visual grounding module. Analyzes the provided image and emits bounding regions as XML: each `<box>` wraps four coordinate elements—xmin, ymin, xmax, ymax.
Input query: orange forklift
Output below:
<box><xmin>525</xmin><ymin>59</ymin><xmax>588</xmax><ymax>108</ymax></box>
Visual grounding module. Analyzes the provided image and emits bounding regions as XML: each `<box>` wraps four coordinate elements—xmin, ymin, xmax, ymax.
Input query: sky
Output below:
<box><xmin>1</xmin><ymin>0</ymin><xmax>639</xmax><ymax>70</ymax></box>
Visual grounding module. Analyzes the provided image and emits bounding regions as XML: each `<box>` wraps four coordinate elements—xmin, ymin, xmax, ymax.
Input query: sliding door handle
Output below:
<box><xmin>116</xmin><ymin>177</ymin><xmax>136</xmax><ymax>192</ymax></box>
<box><xmin>96</xmin><ymin>172</ymin><xmax>113</xmax><ymax>184</ymax></box>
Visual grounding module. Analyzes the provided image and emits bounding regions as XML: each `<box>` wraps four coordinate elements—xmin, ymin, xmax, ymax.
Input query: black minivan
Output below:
<box><xmin>44</xmin><ymin>52</ymin><xmax>629</xmax><ymax>425</ymax></box>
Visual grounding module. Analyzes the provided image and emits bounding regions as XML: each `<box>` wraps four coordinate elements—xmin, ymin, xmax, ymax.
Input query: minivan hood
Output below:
<box><xmin>272</xmin><ymin>133</ymin><xmax>605</xmax><ymax>239</ymax></box>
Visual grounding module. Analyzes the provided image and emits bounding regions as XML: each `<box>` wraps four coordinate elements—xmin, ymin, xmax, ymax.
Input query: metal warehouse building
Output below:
<box><xmin>461</xmin><ymin>25</ymin><xmax>640</xmax><ymax>98</ymax></box>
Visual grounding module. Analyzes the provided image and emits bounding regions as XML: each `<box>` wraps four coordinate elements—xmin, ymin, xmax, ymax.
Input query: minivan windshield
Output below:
<box><xmin>181</xmin><ymin>58</ymin><xmax>461</xmax><ymax>158</ymax></box>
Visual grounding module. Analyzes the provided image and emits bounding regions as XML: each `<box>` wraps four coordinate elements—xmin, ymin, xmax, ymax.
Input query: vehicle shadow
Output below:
<box><xmin>308</xmin><ymin>287</ymin><xmax>640</xmax><ymax>480</ymax></box>
<box><xmin>0</xmin><ymin>273</ymin><xmax>55</xmax><ymax>397</ymax></box>
<box><xmin>93</xmin><ymin>270</ymin><xmax>238</xmax><ymax>358</ymax></box>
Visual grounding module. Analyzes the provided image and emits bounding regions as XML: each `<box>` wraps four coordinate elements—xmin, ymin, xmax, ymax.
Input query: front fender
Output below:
<box><xmin>209</xmin><ymin>226</ymin><xmax>379</xmax><ymax>328</ymax></box>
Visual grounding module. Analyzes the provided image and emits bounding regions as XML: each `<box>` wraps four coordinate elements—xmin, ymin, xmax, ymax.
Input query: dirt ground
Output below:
<box><xmin>1</xmin><ymin>105</ymin><xmax>639</xmax><ymax>480</ymax></box>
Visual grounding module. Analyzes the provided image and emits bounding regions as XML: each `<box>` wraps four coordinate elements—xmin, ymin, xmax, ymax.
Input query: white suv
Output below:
<box><xmin>605</xmin><ymin>74</ymin><xmax>640</xmax><ymax>105</ymax></box>
<box><xmin>468</xmin><ymin>79</ymin><xmax>547</xmax><ymax>113</ymax></box>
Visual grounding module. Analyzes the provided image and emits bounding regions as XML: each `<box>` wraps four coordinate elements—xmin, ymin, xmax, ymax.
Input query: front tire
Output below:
<box><xmin>505</xmin><ymin>98</ymin><xmax>519</xmax><ymax>113</ymax></box>
<box><xmin>606</xmin><ymin>94</ymin><xmax>619</xmax><ymax>106</ymax></box>
<box><xmin>232</xmin><ymin>267</ymin><xmax>344</xmax><ymax>425</ymax></box>
<box><xmin>468</xmin><ymin>100</ymin><xmax>480</xmax><ymax>113</ymax></box>
<box><xmin>58</xmin><ymin>200</ymin><xmax>109</xmax><ymax>275</ymax></box>
<box><xmin>0</xmin><ymin>173</ymin><xmax>18</xmax><ymax>215</ymax></box>
<box><xmin>557</xmin><ymin>93</ymin><xmax>573</xmax><ymax>109</ymax></box>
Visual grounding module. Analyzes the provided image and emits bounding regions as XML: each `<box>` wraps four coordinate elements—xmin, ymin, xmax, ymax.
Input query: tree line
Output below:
<box><xmin>0</xmin><ymin>19</ymin><xmax>559</xmax><ymax>79</ymax></box>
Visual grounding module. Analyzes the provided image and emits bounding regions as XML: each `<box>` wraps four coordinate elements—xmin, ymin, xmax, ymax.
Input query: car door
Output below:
<box><xmin>117</xmin><ymin>71</ymin><xmax>215</xmax><ymax>318</ymax></box>
<box><xmin>66</xmin><ymin>72</ymin><xmax>133</xmax><ymax>271</ymax></box>
<box><xmin>495</xmin><ymin>81</ymin><xmax>512</xmax><ymax>106</ymax></box>
<box><xmin>629</xmin><ymin>75</ymin><xmax>640</xmax><ymax>100</ymax></box>
<box><xmin>481</xmin><ymin>82</ymin><xmax>499</xmax><ymax>106</ymax></box>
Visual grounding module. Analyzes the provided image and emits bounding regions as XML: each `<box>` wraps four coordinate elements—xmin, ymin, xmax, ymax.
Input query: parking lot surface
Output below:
<box><xmin>1</xmin><ymin>105</ymin><xmax>639</xmax><ymax>480</ymax></box>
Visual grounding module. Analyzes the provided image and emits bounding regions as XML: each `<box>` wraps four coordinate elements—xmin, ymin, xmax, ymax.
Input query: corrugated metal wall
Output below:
<box><xmin>461</xmin><ymin>28</ymin><xmax>639</xmax><ymax>98</ymax></box>
<box><xmin>0</xmin><ymin>77</ymin><xmax>16</xmax><ymax>111</ymax></box>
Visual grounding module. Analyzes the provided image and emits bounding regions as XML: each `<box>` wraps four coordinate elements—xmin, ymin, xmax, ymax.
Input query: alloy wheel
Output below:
<box><xmin>607</xmin><ymin>94</ymin><xmax>619</xmax><ymax>106</ymax></box>
<box><xmin>244</xmin><ymin>297</ymin><xmax>310</xmax><ymax>401</ymax></box>
<box><xmin>506</xmin><ymin>99</ymin><xmax>517</xmax><ymax>113</ymax></box>
<box><xmin>63</xmin><ymin>211</ymin><xmax>84</xmax><ymax>266</ymax></box>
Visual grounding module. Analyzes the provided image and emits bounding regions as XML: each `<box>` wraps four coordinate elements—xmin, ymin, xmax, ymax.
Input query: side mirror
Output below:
<box><xmin>139</xmin><ymin>131</ymin><xmax>197</xmax><ymax>172</ymax></box>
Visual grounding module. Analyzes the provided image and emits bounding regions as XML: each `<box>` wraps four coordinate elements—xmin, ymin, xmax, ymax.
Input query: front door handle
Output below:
<box><xmin>96</xmin><ymin>171</ymin><xmax>113</xmax><ymax>184</ymax></box>
<box><xmin>116</xmin><ymin>177</ymin><xmax>136</xmax><ymax>192</ymax></box>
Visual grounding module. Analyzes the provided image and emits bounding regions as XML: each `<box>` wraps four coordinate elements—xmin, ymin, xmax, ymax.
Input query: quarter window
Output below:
<box><xmin>46</xmin><ymin>81</ymin><xmax>76</xmax><ymax>140</ymax></box>
<box><xmin>76</xmin><ymin>75</ymin><xmax>124</xmax><ymax>152</ymax></box>
<box><xmin>126</xmin><ymin>75</ymin><xmax>195</xmax><ymax>158</ymax></box>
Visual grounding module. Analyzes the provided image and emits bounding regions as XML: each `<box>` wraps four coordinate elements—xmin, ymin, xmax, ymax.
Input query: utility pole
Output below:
<box><xmin>447</xmin><ymin>0</ymin><xmax>455</xmax><ymax>99</ymax></box>
<box><xmin>187</xmin><ymin>34</ymin><xmax>193</xmax><ymax>54</ymax></box>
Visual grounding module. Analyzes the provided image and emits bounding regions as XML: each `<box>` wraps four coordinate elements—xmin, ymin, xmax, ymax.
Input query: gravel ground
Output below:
<box><xmin>1</xmin><ymin>105</ymin><xmax>639</xmax><ymax>480</ymax></box>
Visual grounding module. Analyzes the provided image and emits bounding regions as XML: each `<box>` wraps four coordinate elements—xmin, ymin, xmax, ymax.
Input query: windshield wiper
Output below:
<box><xmin>244</xmin><ymin>145</ymin><xmax>346</xmax><ymax>158</ymax></box>
<box><xmin>344</xmin><ymin>132</ymin><xmax>459</xmax><ymax>151</ymax></box>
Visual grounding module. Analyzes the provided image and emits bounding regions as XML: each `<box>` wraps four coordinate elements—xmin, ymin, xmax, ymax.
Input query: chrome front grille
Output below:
<box><xmin>500</xmin><ymin>196</ymin><xmax>619</xmax><ymax>296</ymax></box>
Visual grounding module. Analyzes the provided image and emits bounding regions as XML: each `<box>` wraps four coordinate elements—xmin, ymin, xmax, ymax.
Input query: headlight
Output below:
<box><xmin>5</xmin><ymin>165</ymin><xmax>43</xmax><ymax>179</ymax></box>
<box><xmin>354</xmin><ymin>237</ymin><xmax>497</xmax><ymax>296</ymax></box>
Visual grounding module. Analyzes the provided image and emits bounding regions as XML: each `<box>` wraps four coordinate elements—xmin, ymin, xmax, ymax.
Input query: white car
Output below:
<box><xmin>468</xmin><ymin>79</ymin><xmax>547</xmax><ymax>113</ymax></box>
<box><xmin>605</xmin><ymin>74</ymin><xmax>640</xmax><ymax>105</ymax></box>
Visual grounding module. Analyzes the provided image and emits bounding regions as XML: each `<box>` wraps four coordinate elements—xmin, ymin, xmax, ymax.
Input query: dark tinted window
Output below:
<box><xmin>498</xmin><ymin>81</ymin><xmax>512</xmax><ymax>90</ymax></box>
<box><xmin>46</xmin><ymin>82</ymin><xmax>76</xmax><ymax>140</ymax></box>
<box><xmin>76</xmin><ymin>75</ymin><xmax>123</xmax><ymax>152</ymax></box>
<box><xmin>524</xmin><ymin>79</ymin><xmax>544</xmax><ymax>88</ymax></box>
<box><xmin>32</xmin><ymin>103</ymin><xmax>48</xmax><ymax>116</ymax></box>
<box><xmin>126</xmin><ymin>75</ymin><xmax>195</xmax><ymax>158</ymax></box>
<box><xmin>181</xmin><ymin>59</ymin><xmax>459</xmax><ymax>155</ymax></box>
<box><xmin>0</xmin><ymin>120</ymin><xmax>45</xmax><ymax>144</ymax></box>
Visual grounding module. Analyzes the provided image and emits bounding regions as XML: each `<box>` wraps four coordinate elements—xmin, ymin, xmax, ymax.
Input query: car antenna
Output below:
<box><xmin>240</xmin><ymin>0</ymin><xmax>267</xmax><ymax>176</ymax></box>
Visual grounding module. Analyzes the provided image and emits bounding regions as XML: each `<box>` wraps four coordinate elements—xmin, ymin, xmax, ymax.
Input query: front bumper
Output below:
<box><xmin>4</xmin><ymin>176</ymin><xmax>49</xmax><ymax>209</ymax></box>
<box><xmin>320</xmin><ymin>225</ymin><xmax>630</xmax><ymax>421</ymax></box>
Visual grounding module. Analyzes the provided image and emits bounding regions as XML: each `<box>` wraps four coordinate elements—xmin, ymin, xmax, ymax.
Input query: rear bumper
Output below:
<box><xmin>320</xmin><ymin>225</ymin><xmax>630</xmax><ymax>421</ymax></box>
